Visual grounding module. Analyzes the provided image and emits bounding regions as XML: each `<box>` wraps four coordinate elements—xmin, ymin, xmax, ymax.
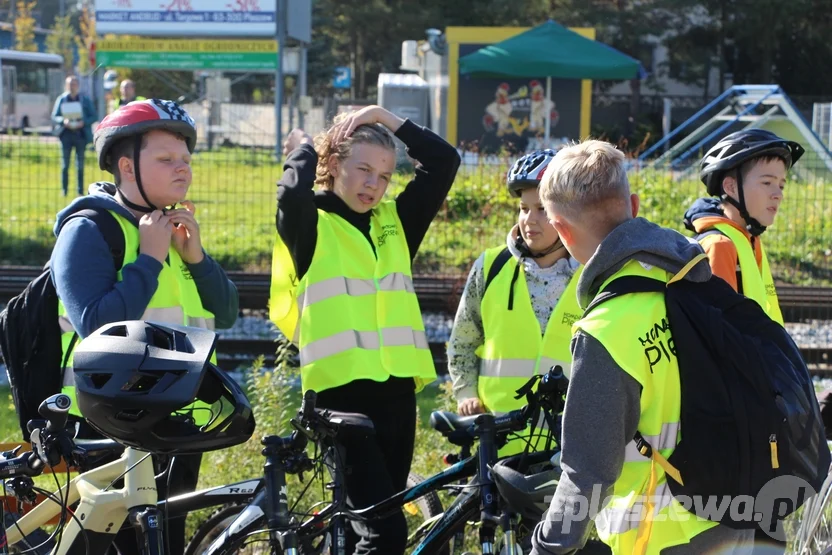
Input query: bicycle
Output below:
<box><xmin>0</xmin><ymin>392</ymin><xmax>278</xmax><ymax>555</ymax></box>
<box><xmin>2</xmin><ymin>406</ymin><xmax>367</xmax><ymax>554</ymax></box>
<box><xmin>188</xmin><ymin>365</ymin><xmax>584</xmax><ymax>555</ymax></box>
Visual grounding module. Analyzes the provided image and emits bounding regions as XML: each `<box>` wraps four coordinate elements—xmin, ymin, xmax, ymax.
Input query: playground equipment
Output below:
<box><xmin>639</xmin><ymin>84</ymin><xmax>832</xmax><ymax>180</ymax></box>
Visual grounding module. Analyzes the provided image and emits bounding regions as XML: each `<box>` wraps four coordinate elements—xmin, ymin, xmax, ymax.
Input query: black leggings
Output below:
<box><xmin>317</xmin><ymin>381</ymin><xmax>417</xmax><ymax>555</ymax></box>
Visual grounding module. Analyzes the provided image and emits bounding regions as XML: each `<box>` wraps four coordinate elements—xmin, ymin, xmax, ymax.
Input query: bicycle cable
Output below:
<box><xmin>103</xmin><ymin>452</ymin><xmax>153</xmax><ymax>492</ymax></box>
<box><xmin>31</xmin><ymin>484</ymin><xmax>90</xmax><ymax>555</ymax></box>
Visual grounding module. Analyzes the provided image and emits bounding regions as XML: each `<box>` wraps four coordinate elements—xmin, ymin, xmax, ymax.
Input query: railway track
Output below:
<box><xmin>215</xmin><ymin>337</ymin><xmax>832</xmax><ymax>376</ymax></box>
<box><xmin>2</xmin><ymin>266</ymin><xmax>830</xmax><ymax>318</ymax></box>
<box><xmin>3</xmin><ymin>266</ymin><xmax>831</xmax><ymax>373</ymax></box>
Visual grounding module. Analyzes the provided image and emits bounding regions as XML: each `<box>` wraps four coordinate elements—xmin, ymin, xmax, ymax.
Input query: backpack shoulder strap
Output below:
<box><xmin>694</xmin><ymin>228</ymin><xmax>743</xmax><ymax>295</ymax></box>
<box><xmin>583</xmin><ymin>275</ymin><xmax>665</xmax><ymax>317</ymax></box>
<box><xmin>61</xmin><ymin>208</ymin><xmax>126</xmax><ymax>271</ymax></box>
<box><xmin>694</xmin><ymin>229</ymin><xmax>726</xmax><ymax>242</ymax></box>
<box><xmin>483</xmin><ymin>247</ymin><xmax>514</xmax><ymax>297</ymax></box>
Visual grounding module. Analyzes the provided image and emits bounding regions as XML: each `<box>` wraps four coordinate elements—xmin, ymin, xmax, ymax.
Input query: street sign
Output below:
<box><xmin>97</xmin><ymin>39</ymin><xmax>278</xmax><ymax>71</ymax></box>
<box><xmin>333</xmin><ymin>66</ymin><xmax>351</xmax><ymax>89</ymax></box>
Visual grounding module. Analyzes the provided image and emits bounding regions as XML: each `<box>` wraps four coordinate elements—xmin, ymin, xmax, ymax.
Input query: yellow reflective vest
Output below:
<box><xmin>475</xmin><ymin>246</ymin><xmax>582</xmax><ymax>455</ymax></box>
<box><xmin>575</xmin><ymin>259</ymin><xmax>717</xmax><ymax>555</ymax></box>
<box><xmin>269</xmin><ymin>201</ymin><xmax>435</xmax><ymax>394</ymax></box>
<box><xmin>59</xmin><ymin>210</ymin><xmax>216</xmax><ymax>417</ymax></box>
<box><xmin>707</xmin><ymin>223</ymin><xmax>783</xmax><ymax>325</ymax></box>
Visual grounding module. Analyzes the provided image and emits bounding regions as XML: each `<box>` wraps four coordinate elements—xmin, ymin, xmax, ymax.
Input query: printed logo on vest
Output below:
<box><xmin>180</xmin><ymin>264</ymin><xmax>194</xmax><ymax>280</ymax></box>
<box><xmin>377</xmin><ymin>224</ymin><xmax>399</xmax><ymax>247</ymax></box>
<box><xmin>638</xmin><ymin>317</ymin><xmax>676</xmax><ymax>373</ymax></box>
<box><xmin>765</xmin><ymin>283</ymin><xmax>777</xmax><ymax>296</ymax></box>
<box><xmin>561</xmin><ymin>312</ymin><xmax>581</xmax><ymax>326</ymax></box>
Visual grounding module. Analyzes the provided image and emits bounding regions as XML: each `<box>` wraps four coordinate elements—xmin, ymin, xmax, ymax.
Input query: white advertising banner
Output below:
<box><xmin>95</xmin><ymin>0</ymin><xmax>277</xmax><ymax>37</ymax></box>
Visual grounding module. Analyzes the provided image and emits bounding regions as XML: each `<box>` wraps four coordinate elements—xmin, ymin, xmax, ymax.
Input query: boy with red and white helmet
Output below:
<box><xmin>51</xmin><ymin>99</ymin><xmax>239</xmax><ymax>554</ymax></box>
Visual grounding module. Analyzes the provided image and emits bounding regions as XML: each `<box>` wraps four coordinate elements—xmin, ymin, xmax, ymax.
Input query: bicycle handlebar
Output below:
<box><xmin>0</xmin><ymin>394</ymin><xmax>78</xmax><ymax>483</ymax></box>
<box><xmin>39</xmin><ymin>394</ymin><xmax>71</xmax><ymax>433</ymax></box>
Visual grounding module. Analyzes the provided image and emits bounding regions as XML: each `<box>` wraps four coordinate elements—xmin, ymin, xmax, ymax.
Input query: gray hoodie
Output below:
<box><xmin>530</xmin><ymin>218</ymin><xmax>753</xmax><ymax>555</ymax></box>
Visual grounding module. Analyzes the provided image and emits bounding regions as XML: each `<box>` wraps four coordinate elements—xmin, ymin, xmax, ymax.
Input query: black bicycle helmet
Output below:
<box><xmin>94</xmin><ymin>99</ymin><xmax>197</xmax><ymax>212</ymax></box>
<box><xmin>72</xmin><ymin>321</ymin><xmax>255</xmax><ymax>455</ymax></box>
<box><xmin>699</xmin><ymin>129</ymin><xmax>803</xmax><ymax>196</ymax></box>
<box><xmin>699</xmin><ymin>129</ymin><xmax>804</xmax><ymax>236</ymax></box>
<box><xmin>491</xmin><ymin>450</ymin><xmax>561</xmax><ymax>524</ymax></box>
<box><xmin>507</xmin><ymin>149</ymin><xmax>558</xmax><ymax>197</ymax></box>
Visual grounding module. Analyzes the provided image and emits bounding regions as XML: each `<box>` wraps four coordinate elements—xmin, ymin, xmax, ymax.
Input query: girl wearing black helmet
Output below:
<box><xmin>683</xmin><ymin>128</ymin><xmax>804</xmax><ymax>325</ymax></box>
<box><xmin>447</xmin><ymin>149</ymin><xmax>582</xmax><ymax>455</ymax></box>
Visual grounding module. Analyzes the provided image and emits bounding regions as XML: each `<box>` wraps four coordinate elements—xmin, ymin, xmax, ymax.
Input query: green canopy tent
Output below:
<box><xmin>459</xmin><ymin>20</ymin><xmax>646</xmax><ymax>143</ymax></box>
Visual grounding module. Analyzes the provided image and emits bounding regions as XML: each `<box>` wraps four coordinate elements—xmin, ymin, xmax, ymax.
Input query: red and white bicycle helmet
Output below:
<box><xmin>94</xmin><ymin>99</ymin><xmax>197</xmax><ymax>211</ymax></box>
<box><xmin>95</xmin><ymin>98</ymin><xmax>196</xmax><ymax>172</ymax></box>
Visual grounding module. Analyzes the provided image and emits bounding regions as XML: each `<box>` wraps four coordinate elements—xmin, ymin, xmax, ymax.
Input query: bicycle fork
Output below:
<box><xmin>477</xmin><ymin>419</ymin><xmax>499</xmax><ymax>555</ymax></box>
<box><xmin>263</xmin><ymin>439</ymin><xmax>297</xmax><ymax>555</ymax></box>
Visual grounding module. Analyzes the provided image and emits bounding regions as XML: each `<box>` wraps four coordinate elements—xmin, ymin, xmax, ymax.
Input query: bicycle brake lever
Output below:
<box><xmin>290</xmin><ymin>418</ymin><xmax>316</xmax><ymax>441</ymax></box>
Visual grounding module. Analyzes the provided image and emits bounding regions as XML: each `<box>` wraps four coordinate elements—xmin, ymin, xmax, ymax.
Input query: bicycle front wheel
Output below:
<box><xmin>185</xmin><ymin>504</ymin><xmax>272</xmax><ymax>555</ymax></box>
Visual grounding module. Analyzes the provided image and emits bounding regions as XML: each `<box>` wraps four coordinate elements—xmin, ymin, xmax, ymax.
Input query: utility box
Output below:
<box><xmin>377</xmin><ymin>73</ymin><xmax>430</xmax><ymax>161</ymax></box>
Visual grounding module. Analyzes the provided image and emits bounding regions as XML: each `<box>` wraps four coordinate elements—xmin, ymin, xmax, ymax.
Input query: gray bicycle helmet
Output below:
<box><xmin>507</xmin><ymin>149</ymin><xmax>558</xmax><ymax>197</ymax></box>
<box><xmin>72</xmin><ymin>321</ymin><xmax>255</xmax><ymax>455</ymax></box>
<box><xmin>491</xmin><ymin>450</ymin><xmax>561</xmax><ymax>523</ymax></box>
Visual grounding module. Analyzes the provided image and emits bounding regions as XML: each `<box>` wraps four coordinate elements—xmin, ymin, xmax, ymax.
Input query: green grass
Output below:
<box><xmin>1</xmin><ymin>135</ymin><xmax>831</xmax><ymax>283</ymax></box>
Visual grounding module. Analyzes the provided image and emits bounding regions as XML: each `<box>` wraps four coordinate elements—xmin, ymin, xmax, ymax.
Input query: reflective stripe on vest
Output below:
<box><xmin>60</xmin><ymin>210</ymin><xmax>216</xmax><ymax>416</ymax></box>
<box><xmin>269</xmin><ymin>202</ymin><xmax>435</xmax><ymax>394</ymax></box>
<box><xmin>711</xmin><ymin>223</ymin><xmax>783</xmax><ymax>325</ymax></box>
<box><xmin>297</xmin><ymin>273</ymin><xmax>416</xmax><ymax>309</ymax></box>
<box><xmin>575</xmin><ymin>259</ymin><xmax>717</xmax><ymax>555</ymax></box>
<box><xmin>595</xmin><ymin>482</ymin><xmax>674</xmax><ymax>536</ymax></box>
<box><xmin>475</xmin><ymin>246</ymin><xmax>583</xmax><ymax>456</ymax></box>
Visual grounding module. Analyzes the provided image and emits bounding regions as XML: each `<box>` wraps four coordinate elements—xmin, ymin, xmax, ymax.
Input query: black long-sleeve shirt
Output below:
<box><xmin>275</xmin><ymin>119</ymin><xmax>461</xmax><ymax>406</ymax></box>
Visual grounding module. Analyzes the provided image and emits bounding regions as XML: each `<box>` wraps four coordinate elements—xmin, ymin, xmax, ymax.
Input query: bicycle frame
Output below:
<box><xmin>159</xmin><ymin>476</ymin><xmax>265</xmax><ymax>518</ymax></box>
<box><xmin>202</xmin><ymin>451</ymin><xmax>479</xmax><ymax>555</ymax></box>
<box><xmin>6</xmin><ymin>447</ymin><xmax>163</xmax><ymax>555</ymax></box>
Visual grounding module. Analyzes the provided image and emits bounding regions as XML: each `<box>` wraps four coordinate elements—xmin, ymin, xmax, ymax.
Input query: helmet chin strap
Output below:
<box><xmin>722</xmin><ymin>171</ymin><xmax>766</xmax><ymax>237</ymax></box>
<box><xmin>516</xmin><ymin>233</ymin><xmax>567</xmax><ymax>259</ymax></box>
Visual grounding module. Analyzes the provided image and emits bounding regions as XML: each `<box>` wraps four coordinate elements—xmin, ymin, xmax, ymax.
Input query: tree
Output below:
<box><xmin>13</xmin><ymin>0</ymin><xmax>38</xmax><ymax>52</ymax></box>
<box><xmin>304</xmin><ymin>0</ymin><xmax>557</xmax><ymax>98</ymax></box>
<box><xmin>75</xmin><ymin>3</ymin><xmax>95</xmax><ymax>74</ymax></box>
<box><xmin>46</xmin><ymin>14</ymin><xmax>75</xmax><ymax>73</ymax></box>
<box><xmin>658</xmin><ymin>0</ymin><xmax>832</xmax><ymax>95</ymax></box>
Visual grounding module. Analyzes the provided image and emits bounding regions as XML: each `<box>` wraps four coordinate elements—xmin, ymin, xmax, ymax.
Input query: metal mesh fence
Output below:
<box><xmin>1</xmin><ymin>129</ymin><xmax>830</xmax><ymax>286</ymax></box>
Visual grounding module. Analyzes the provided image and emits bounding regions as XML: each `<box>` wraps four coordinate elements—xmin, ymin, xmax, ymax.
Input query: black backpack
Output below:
<box><xmin>0</xmin><ymin>208</ymin><xmax>125</xmax><ymax>440</ymax></box>
<box><xmin>584</xmin><ymin>260</ymin><xmax>830</xmax><ymax>530</ymax></box>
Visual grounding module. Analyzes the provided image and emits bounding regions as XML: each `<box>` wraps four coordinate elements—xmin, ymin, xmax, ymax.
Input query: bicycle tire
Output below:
<box><xmin>185</xmin><ymin>503</ymin><xmax>272</xmax><ymax>555</ymax></box>
<box><xmin>185</xmin><ymin>472</ymin><xmax>447</xmax><ymax>555</ymax></box>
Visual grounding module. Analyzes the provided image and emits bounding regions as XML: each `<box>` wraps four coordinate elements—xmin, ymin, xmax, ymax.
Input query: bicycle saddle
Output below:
<box><xmin>316</xmin><ymin>409</ymin><xmax>375</xmax><ymax>438</ymax></box>
<box><xmin>429</xmin><ymin>411</ymin><xmax>480</xmax><ymax>447</ymax></box>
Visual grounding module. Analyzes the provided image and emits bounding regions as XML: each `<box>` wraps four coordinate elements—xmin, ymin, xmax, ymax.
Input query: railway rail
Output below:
<box><xmin>3</xmin><ymin>266</ymin><xmax>831</xmax><ymax>373</ymax></box>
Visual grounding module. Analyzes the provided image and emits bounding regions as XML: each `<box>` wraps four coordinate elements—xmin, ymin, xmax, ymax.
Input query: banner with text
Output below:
<box><xmin>94</xmin><ymin>0</ymin><xmax>277</xmax><ymax>37</ymax></box>
<box><xmin>97</xmin><ymin>39</ymin><xmax>278</xmax><ymax>71</ymax></box>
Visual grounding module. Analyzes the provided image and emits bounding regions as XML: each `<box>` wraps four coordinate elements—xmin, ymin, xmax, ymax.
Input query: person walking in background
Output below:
<box><xmin>51</xmin><ymin>75</ymin><xmax>97</xmax><ymax>196</ymax></box>
<box><xmin>118</xmin><ymin>79</ymin><xmax>146</xmax><ymax>108</ymax></box>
